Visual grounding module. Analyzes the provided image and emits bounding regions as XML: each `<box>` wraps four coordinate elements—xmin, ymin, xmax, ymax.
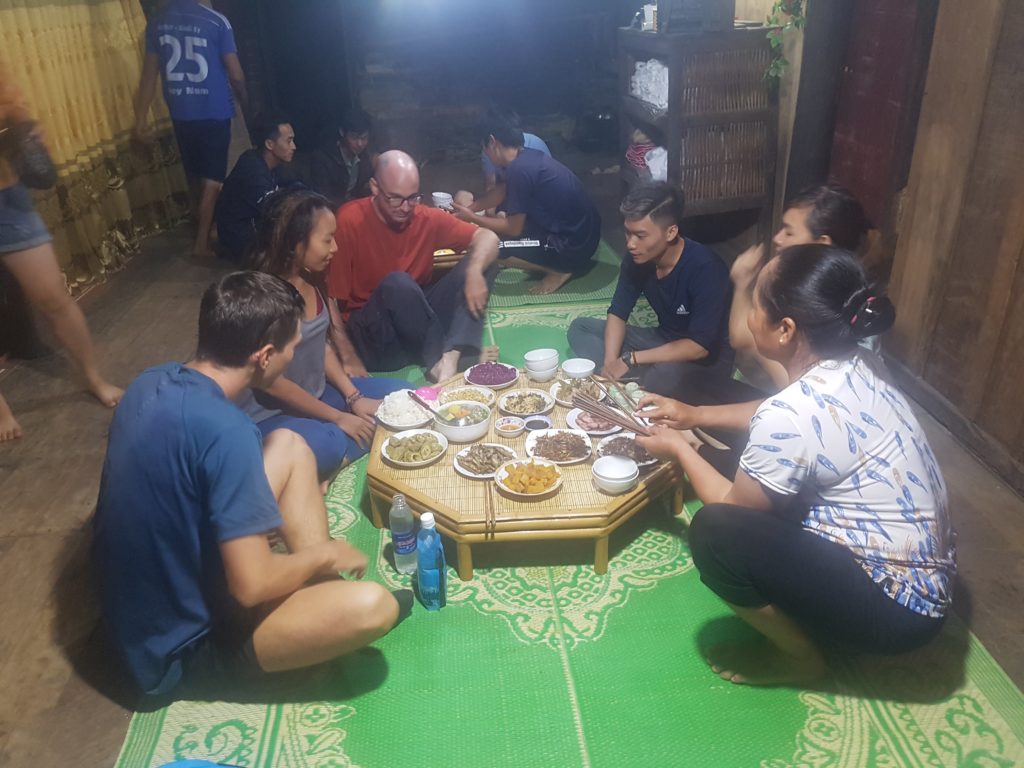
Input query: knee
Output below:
<box><xmin>350</xmin><ymin>582</ymin><xmax>399</xmax><ymax>637</ymax></box>
<box><xmin>688</xmin><ymin>503</ymin><xmax>736</xmax><ymax>569</ymax></box>
<box><xmin>30</xmin><ymin>282</ymin><xmax>74</xmax><ymax>317</ymax></box>
<box><xmin>264</xmin><ymin>428</ymin><xmax>316</xmax><ymax>467</ymax></box>
<box><xmin>379</xmin><ymin>271</ymin><xmax>421</xmax><ymax>298</ymax></box>
<box><xmin>567</xmin><ymin>317</ymin><xmax>601</xmax><ymax>345</ymax></box>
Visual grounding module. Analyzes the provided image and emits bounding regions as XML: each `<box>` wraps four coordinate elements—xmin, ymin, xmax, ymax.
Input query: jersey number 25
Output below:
<box><xmin>159</xmin><ymin>35</ymin><xmax>209</xmax><ymax>83</ymax></box>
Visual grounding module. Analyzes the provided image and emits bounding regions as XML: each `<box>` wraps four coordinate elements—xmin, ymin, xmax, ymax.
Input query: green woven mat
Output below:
<box><xmin>487</xmin><ymin>239</ymin><xmax>622</xmax><ymax>308</ymax></box>
<box><xmin>116</xmin><ymin>307</ymin><xmax>1024</xmax><ymax>768</ymax></box>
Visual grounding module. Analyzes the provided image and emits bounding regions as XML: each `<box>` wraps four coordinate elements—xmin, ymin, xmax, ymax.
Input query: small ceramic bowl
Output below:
<box><xmin>523</xmin><ymin>414</ymin><xmax>554</xmax><ymax>431</ymax></box>
<box><xmin>524</xmin><ymin>348</ymin><xmax>559</xmax><ymax>369</ymax></box>
<box><xmin>526</xmin><ymin>364</ymin><xmax>559</xmax><ymax>383</ymax></box>
<box><xmin>562</xmin><ymin>358</ymin><xmax>597</xmax><ymax>379</ymax></box>
<box><xmin>494</xmin><ymin>416</ymin><xmax>526</xmax><ymax>438</ymax></box>
<box><xmin>592</xmin><ymin>456</ymin><xmax>639</xmax><ymax>494</ymax></box>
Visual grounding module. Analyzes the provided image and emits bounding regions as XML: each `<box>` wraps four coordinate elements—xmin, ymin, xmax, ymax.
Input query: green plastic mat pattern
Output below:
<box><xmin>487</xmin><ymin>239</ymin><xmax>622</xmax><ymax>308</ymax></box>
<box><xmin>116</xmin><ymin>310</ymin><xmax>1024</xmax><ymax>768</ymax></box>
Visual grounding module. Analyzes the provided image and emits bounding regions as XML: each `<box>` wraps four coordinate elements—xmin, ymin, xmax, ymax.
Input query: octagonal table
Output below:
<box><xmin>365</xmin><ymin>374</ymin><xmax>683</xmax><ymax>580</ymax></box>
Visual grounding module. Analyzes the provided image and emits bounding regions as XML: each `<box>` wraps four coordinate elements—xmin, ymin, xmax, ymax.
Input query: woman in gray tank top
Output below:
<box><xmin>237</xmin><ymin>189</ymin><xmax>410</xmax><ymax>481</ymax></box>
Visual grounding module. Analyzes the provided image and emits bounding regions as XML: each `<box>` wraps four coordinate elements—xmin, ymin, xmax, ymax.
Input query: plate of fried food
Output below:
<box><xmin>565</xmin><ymin>407</ymin><xmax>622</xmax><ymax>436</ymax></box>
<box><xmin>595</xmin><ymin>432</ymin><xmax>659</xmax><ymax>470</ymax></box>
<box><xmin>453</xmin><ymin>443</ymin><xmax>518</xmax><ymax>480</ymax></box>
<box><xmin>498</xmin><ymin>388</ymin><xmax>555</xmax><ymax>417</ymax></box>
<box><xmin>494</xmin><ymin>458</ymin><xmax>562</xmax><ymax>500</ymax></box>
<box><xmin>549</xmin><ymin>377</ymin><xmax>607</xmax><ymax>407</ymax></box>
<box><xmin>438</xmin><ymin>385</ymin><xmax>497</xmax><ymax>407</ymax></box>
<box><xmin>524</xmin><ymin>428</ymin><xmax>593</xmax><ymax>465</ymax></box>
<box><xmin>381</xmin><ymin>429</ymin><xmax>448</xmax><ymax>468</ymax></box>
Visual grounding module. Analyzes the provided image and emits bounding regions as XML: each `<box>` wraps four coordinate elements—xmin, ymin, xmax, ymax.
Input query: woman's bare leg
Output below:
<box><xmin>1</xmin><ymin>244</ymin><xmax>122</xmax><ymax>406</ymax></box>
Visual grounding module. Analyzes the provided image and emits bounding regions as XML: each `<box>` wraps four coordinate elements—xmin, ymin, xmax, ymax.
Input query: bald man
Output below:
<box><xmin>326</xmin><ymin>151</ymin><xmax>500</xmax><ymax>382</ymax></box>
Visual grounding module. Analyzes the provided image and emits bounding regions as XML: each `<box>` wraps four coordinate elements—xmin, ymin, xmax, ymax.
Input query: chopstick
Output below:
<box><xmin>571</xmin><ymin>391</ymin><xmax>651</xmax><ymax>437</ymax></box>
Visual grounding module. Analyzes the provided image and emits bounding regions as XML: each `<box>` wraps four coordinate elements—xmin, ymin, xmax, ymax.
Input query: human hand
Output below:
<box><xmin>636</xmin><ymin>393</ymin><xmax>700</xmax><ymax>430</ymax></box>
<box><xmin>634</xmin><ymin>425</ymin><xmax>694</xmax><ymax>462</ymax></box>
<box><xmin>464</xmin><ymin>269</ymin><xmax>489</xmax><ymax>319</ymax></box>
<box><xmin>453</xmin><ymin>190</ymin><xmax>475</xmax><ymax>208</ymax></box>
<box><xmin>351</xmin><ymin>396</ymin><xmax>381</xmax><ymax>423</ymax></box>
<box><xmin>452</xmin><ymin>203</ymin><xmax>477</xmax><ymax>222</ymax></box>
<box><xmin>316</xmin><ymin>539</ymin><xmax>369</xmax><ymax>579</ymax></box>
<box><xmin>132</xmin><ymin>122</ymin><xmax>155</xmax><ymax>144</ymax></box>
<box><xmin>336</xmin><ymin>411</ymin><xmax>376</xmax><ymax>449</ymax></box>
<box><xmin>730</xmin><ymin>244</ymin><xmax>765</xmax><ymax>288</ymax></box>
<box><xmin>601</xmin><ymin>356</ymin><xmax>629</xmax><ymax>381</ymax></box>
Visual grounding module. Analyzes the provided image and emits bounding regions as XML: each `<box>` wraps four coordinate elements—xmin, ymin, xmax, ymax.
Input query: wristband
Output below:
<box><xmin>620</xmin><ymin>351</ymin><xmax>636</xmax><ymax>367</ymax></box>
<box><xmin>345</xmin><ymin>391</ymin><xmax>364</xmax><ymax>406</ymax></box>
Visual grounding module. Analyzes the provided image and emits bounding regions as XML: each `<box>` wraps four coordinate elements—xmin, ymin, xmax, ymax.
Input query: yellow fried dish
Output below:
<box><xmin>502</xmin><ymin>461</ymin><xmax>558</xmax><ymax>494</ymax></box>
<box><xmin>387</xmin><ymin>433</ymin><xmax>443</xmax><ymax>463</ymax></box>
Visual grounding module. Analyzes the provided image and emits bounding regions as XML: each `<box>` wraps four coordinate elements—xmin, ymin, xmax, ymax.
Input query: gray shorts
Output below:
<box><xmin>0</xmin><ymin>183</ymin><xmax>52</xmax><ymax>254</ymax></box>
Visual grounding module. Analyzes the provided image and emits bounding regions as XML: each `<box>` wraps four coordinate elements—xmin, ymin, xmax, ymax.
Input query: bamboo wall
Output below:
<box><xmin>888</xmin><ymin>0</ymin><xmax>1024</xmax><ymax>495</ymax></box>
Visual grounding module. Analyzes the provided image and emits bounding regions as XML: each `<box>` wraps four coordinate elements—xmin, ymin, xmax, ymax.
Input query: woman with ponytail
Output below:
<box><xmin>237</xmin><ymin>188</ymin><xmax>410</xmax><ymax>481</ymax></box>
<box><xmin>636</xmin><ymin>245</ymin><xmax>955</xmax><ymax>685</ymax></box>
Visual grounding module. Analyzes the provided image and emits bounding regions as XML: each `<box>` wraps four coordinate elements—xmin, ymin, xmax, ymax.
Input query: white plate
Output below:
<box><xmin>595</xmin><ymin>432</ymin><xmax>659</xmax><ymax>469</ymax></box>
<box><xmin>453</xmin><ymin>443</ymin><xmax>518</xmax><ymax>480</ymax></box>
<box><xmin>375</xmin><ymin>390</ymin><xmax>434</xmax><ymax>431</ymax></box>
<box><xmin>497</xmin><ymin>388</ymin><xmax>555</xmax><ymax>417</ymax></box>
<box><xmin>565</xmin><ymin>407</ymin><xmax>622</xmax><ymax>436</ymax></box>
<box><xmin>463</xmin><ymin>362</ymin><xmax>519</xmax><ymax>390</ymax></box>
<box><xmin>494</xmin><ymin>458</ymin><xmax>563</xmax><ymax>500</ymax></box>
<box><xmin>438</xmin><ymin>385</ymin><xmax>497</xmax><ymax>407</ymax></box>
<box><xmin>523</xmin><ymin>428</ymin><xmax>593</xmax><ymax>465</ymax></box>
<box><xmin>381</xmin><ymin>429</ymin><xmax>448</xmax><ymax>468</ymax></box>
<box><xmin>548</xmin><ymin>379</ymin><xmax>608</xmax><ymax>408</ymax></box>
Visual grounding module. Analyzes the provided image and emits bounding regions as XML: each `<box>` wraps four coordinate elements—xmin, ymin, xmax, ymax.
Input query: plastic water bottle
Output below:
<box><xmin>416</xmin><ymin>512</ymin><xmax>447</xmax><ymax>611</ymax></box>
<box><xmin>389</xmin><ymin>494</ymin><xmax>417</xmax><ymax>574</ymax></box>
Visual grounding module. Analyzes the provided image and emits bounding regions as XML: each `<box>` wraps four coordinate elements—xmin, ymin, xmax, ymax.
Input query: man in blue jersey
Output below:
<box><xmin>93</xmin><ymin>272</ymin><xmax>400</xmax><ymax>700</ymax></box>
<box><xmin>567</xmin><ymin>182</ymin><xmax>734</xmax><ymax>397</ymax></box>
<box><xmin>133</xmin><ymin>0</ymin><xmax>250</xmax><ymax>259</ymax></box>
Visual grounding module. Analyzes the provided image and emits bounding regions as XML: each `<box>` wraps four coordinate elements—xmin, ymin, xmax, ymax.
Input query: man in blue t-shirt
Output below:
<box><xmin>567</xmin><ymin>182</ymin><xmax>734</xmax><ymax>397</ymax></box>
<box><xmin>454</xmin><ymin>114</ymin><xmax>601</xmax><ymax>295</ymax></box>
<box><xmin>93</xmin><ymin>272</ymin><xmax>400</xmax><ymax>699</ymax></box>
<box><xmin>133</xmin><ymin>0</ymin><xmax>250</xmax><ymax>259</ymax></box>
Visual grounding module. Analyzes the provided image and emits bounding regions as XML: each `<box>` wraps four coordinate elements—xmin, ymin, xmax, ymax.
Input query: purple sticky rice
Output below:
<box><xmin>467</xmin><ymin>362</ymin><xmax>517</xmax><ymax>385</ymax></box>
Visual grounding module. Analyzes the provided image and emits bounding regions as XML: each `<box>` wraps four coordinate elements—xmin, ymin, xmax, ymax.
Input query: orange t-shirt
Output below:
<box><xmin>327</xmin><ymin>197</ymin><xmax>478</xmax><ymax>316</ymax></box>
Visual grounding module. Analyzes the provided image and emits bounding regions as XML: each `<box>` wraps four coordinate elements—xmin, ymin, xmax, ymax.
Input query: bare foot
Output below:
<box><xmin>87</xmin><ymin>379</ymin><xmax>124</xmax><ymax>408</ymax></box>
<box><xmin>427</xmin><ymin>350</ymin><xmax>460</xmax><ymax>383</ymax></box>
<box><xmin>529</xmin><ymin>272</ymin><xmax>572</xmax><ymax>295</ymax></box>
<box><xmin>706</xmin><ymin>640</ymin><xmax>826</xmax><ymax>686</ymax></box>
<box><xmin>0</xmin><ymin>398</ymin><xmax>23</xmax><ymax>442</ymax></box>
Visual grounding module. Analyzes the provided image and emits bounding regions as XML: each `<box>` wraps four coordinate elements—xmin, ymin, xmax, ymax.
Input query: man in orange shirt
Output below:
<box><xmin>327</xmin><ymin>150</ymin><xmax>500</xmax><ymax>382</ymax></box>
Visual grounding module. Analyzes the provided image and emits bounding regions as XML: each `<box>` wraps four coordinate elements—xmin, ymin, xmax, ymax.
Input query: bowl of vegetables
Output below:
<box><xmin>432</xmin><ymin>400</ymin><xmax>492</xmax><ymax>443</ymax></box>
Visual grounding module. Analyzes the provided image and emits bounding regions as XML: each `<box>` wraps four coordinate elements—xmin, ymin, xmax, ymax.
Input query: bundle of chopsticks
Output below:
<box><xmin>571</xmin><ymin>390</ymin><xmax>651</xmax><ymax>437</ymax></box>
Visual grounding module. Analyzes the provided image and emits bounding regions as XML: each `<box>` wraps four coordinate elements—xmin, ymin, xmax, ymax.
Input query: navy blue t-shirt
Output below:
<box><xmin>504</xmin><ymin>148</ymin><xmax>600</xmax><ymax>253</ymax></box>
<box><xmin>93</xmin><ymin>363</ymin><xmax>282</xmax><ymax>694</ymax></box>
<box><xmin>214</xmin><ymin>149</ymin><xmax>279</xmax><ymax>262</ymax></box>
<box><xmin>608</xmin><ymin>239</ymin><xmax>732</xmax><ymax>360</ymax></box>
<box><xmin>145</xmin><ymin>0</ymin><xmax>238</xmax><ymax>121</ymax></box>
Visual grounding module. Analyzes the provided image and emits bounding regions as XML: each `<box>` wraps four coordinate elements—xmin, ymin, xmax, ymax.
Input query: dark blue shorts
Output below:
<box><xmin>0</xmin><ymin>183</ymin><xmax>52</xmax><ymax>254</ymax></box>
<box><xmin>172</xmin><ymin>118</ymin><xmax>232</xmax><ymax>182</ymax></box>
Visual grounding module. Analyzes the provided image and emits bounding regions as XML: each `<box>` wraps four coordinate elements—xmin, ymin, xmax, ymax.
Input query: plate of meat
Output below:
<box><xmin>565</xmin><ymin>407</ymin><xmax>622</xmax><ymax>436</ymax></box>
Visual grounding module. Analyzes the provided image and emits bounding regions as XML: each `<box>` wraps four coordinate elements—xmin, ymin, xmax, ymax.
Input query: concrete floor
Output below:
<box><xmin>1</xmin><ymin>161</ymin><xmax>1022</xmax><ymax>766</ymax></box>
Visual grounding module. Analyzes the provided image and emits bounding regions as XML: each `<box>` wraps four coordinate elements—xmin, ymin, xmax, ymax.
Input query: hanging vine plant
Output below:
<box><xmin>766</xmin><ymin>0</ymin><xmax>807</xmax><ymax>83</ymax></box>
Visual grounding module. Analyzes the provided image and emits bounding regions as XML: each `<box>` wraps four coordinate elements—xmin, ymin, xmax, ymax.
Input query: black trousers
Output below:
<box><xmin>689</xmin><ymin>503</ymin><xmax>946</xmax><ymax>654</ymax></box>
<box><xmin>346</xmin><ymin>258</ymin><xmax>498</xmax><ymax>371</ymax></box>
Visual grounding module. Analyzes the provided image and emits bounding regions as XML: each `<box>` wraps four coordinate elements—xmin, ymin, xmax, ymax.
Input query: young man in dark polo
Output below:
<box><xmin>567</xmin><ymin>182</ymin><xmax>734</xmax><ymax>398</ymax></box>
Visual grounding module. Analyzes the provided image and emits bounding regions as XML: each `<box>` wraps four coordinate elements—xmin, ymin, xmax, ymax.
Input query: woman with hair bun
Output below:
<box><xmin>637</xmin><ymin>245</ymin><xmax>955</xmax><ymax>685</ymax></box>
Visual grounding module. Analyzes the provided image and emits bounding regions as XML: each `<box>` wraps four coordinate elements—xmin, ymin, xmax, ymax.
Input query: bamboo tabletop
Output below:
<box><xmin>366</xmin><ymin>373</ymin><xmax>679</xmax><ymax>537</ymax></box>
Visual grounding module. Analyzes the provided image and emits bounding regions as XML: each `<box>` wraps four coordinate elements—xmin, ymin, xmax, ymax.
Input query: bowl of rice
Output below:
<box><xmin>376</xmin><ymin>389</ymin><xmax>433</xmax><ymax>431</ymax></box>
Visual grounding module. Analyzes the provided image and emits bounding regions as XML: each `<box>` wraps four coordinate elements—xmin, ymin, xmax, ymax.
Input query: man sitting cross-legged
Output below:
<box><xmin>326</xmin><ymin>150</ymin><xmax>500</xmax><ymax>383</ymax></box>
<box><xmin>93</xmin><ymin>271</ymin><xmax>400</xmax><ymax>700</ymax></box>
<box><xmin>567</xmin><ymin>182</ymin><xmax>734</xmax><ymax>398</ymax></box>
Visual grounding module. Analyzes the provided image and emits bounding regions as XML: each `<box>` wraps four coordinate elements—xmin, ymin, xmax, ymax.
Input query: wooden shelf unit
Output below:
<box><xmin>618</xmin><ymin>25</ymin><xmax>778</xmax><ymax>220</ymax></box>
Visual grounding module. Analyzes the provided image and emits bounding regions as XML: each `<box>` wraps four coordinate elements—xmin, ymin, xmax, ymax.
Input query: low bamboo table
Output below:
<box><xmin>366</xmin><ymin>375</ymin><xmax>683</xmax><ymax>580</ymax></box>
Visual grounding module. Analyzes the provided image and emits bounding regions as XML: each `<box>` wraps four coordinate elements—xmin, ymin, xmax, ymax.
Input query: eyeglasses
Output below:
<box><xmin>374</xmin><ymin>180</ymin><xmax>422</xmax><ymax>209</ymax></box>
